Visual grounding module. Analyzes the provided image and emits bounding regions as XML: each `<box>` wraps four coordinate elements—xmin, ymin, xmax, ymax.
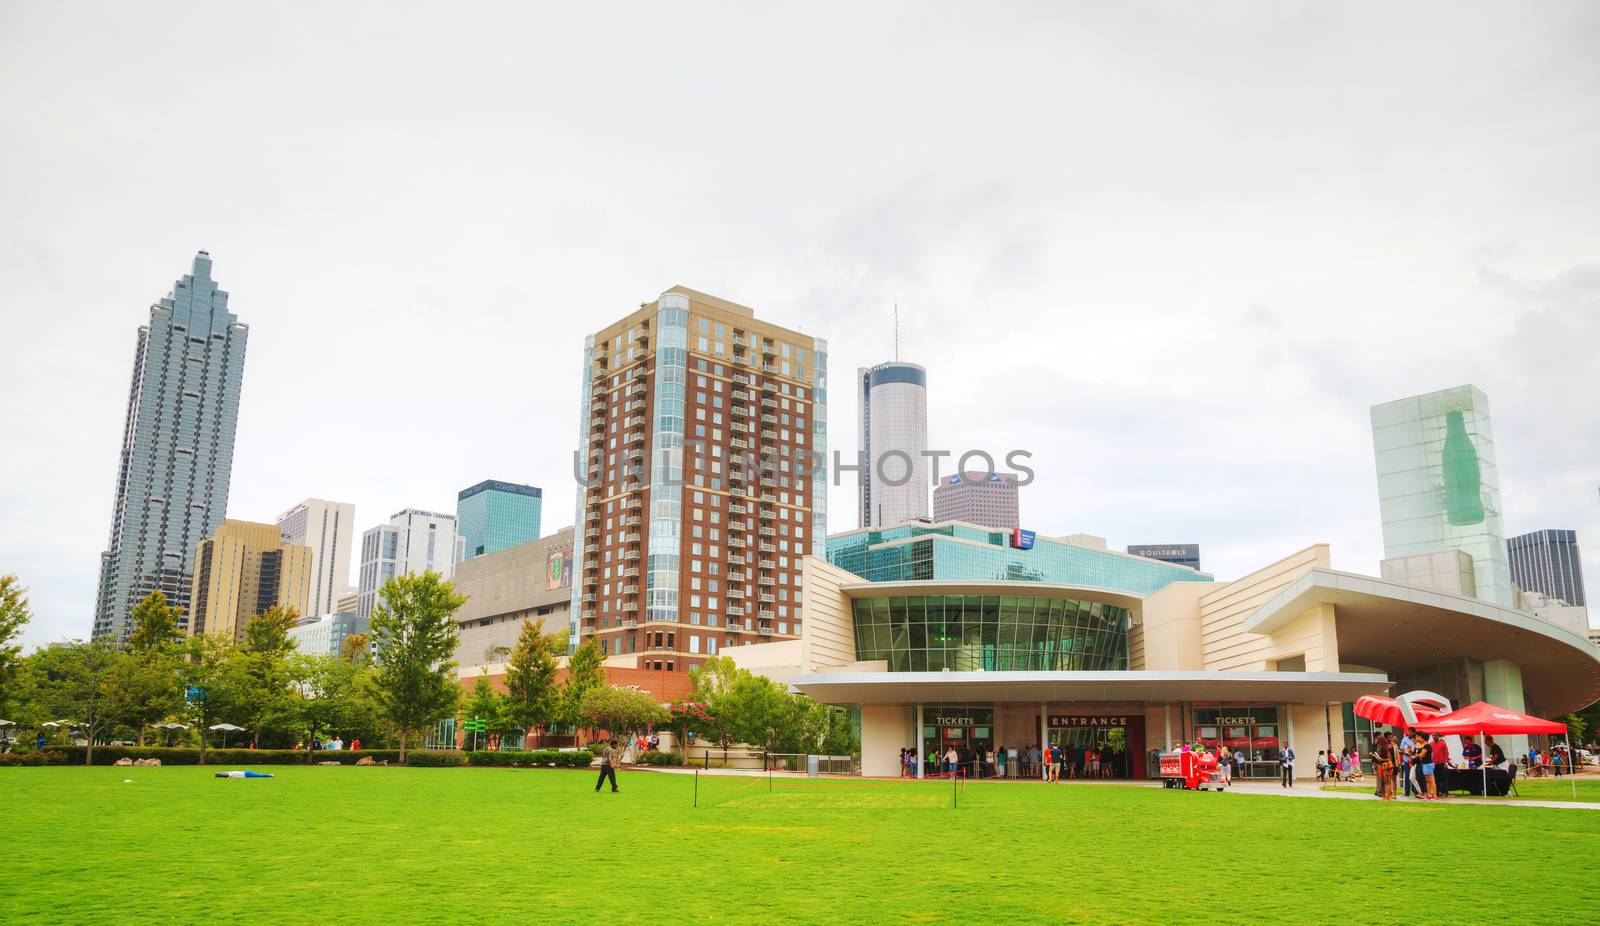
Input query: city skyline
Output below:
<box><xmin>4</xmin><ymin>4</ymin><xmax>1599</xmax><ymax>648</ymax></box>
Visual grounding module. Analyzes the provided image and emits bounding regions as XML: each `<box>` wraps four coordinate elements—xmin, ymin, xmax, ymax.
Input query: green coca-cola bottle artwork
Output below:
<box><xmin>1441</xmin><ymin>409</ymin><xmax>1485</xmax><ymax>525</ymax></box>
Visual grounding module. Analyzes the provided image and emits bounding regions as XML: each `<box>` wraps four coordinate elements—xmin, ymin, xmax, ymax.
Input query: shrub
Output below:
<box><xmin>586</xmin><ymin>742</ymin><xmax>609</xmax><ymax>757</ymax></box>
<box><xmin>467</xmin><ymin>749</ymin><xmax>594</xmax><ymax>768</ymax></box>
<box><xmin>0</xmin><ymin>752</ymin><xmax>55</xmax><ymax>767</ymax></box>
<box><xmin>638</xmin><ymin>750</ymin><xmax>685</xmax><ymax>766</ymax></box>
<box><xmin>39</xmin><ymin>747</ymin><xmax>410</xmax><ymax>766</ymax></box>
<box><xmin>404</xmin><ymin>749</ymin><xmax>466</xmax><ymax>768</ymax></box>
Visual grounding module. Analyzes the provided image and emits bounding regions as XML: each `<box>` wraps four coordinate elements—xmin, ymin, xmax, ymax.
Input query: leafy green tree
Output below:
<box><xmin>369</xmin><ymin>571</ymin><xmax>465</xmax><ymax>764</ymax></box>
<box><xmin>125</xmin><ymin>590</ymin><xmax>183</xmax><ymax>652</ymax></box>
<box><xmin>689</xmin><ymin>656</ymin><xmax>753</xmax><ymax>749</ymax></box>
<box><xmin>503</xmin><ymin>618</ymin><xmax>561</xmax><ymax>746</ymax></box>
<box><xmin>579</xmin><ymin>685</ymin><xmax>668</xmax><ymax>743</ymax></box>
<box><xmin>33</xmin><ymin>641</ymin><xmax>125</xmax><ymax>764</ymax></box>
<box><xmin>296</xmin><ymin>654</ymin><xmax>384</xmax><ymax>750</ymax></box>
<box><xmin>182</xmin><ymin>633</ymin><xmax>239</xmax><ymax>764</ymax></box>
<box><xmin>230</xmin><ymin>606</ymin><xmax>304</xmax><ymax>747</ymax></box>
<box><xmin>116</xmin><ymin>591</ymin><xmax>186</xmax><ymax>745</ymax></box>
<box><xmin>463</xmin><ymin>676</ymin><xmax>507</xmax><ymax>751</ymax></box>
<box><xmin>0</xmin><ymin>575</ymin><xmax>32</xmax><ymax>716</ymax></box>
<box><xmin>662</xmin><ymin>700</ymin><xmax>712</xmax><ymax>754</ymax></box>
<box><xmin>561</xmin><ymin>638</ymin><xmax>605</xmax><ymax>742</ymax></box>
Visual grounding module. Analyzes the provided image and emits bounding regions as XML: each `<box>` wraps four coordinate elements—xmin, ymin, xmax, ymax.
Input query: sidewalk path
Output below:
<box><xmin>1213</xmin><ymin>779</ymin><xmax>1600</xmax><ymax>811</ymax></box>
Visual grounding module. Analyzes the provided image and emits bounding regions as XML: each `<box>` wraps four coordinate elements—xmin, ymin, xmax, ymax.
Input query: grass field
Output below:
<box><xmin>5</xmin><ymin>766</ymin><xmax>1598</xmax><ymax>924</ymax></box>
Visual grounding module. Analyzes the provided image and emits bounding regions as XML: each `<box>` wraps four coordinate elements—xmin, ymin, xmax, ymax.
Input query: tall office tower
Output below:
<box><xmin>1127</xmin><ymin>544</ymin><xmax>1202</xmax><ymax>572</ymax></box>
<box><xmin>1507</xmin><ymin>529</ymin><xmax>1587</xmax><ymax>608</ymax></box>
<box><xmin>356</xmin><ymin>509</ymin><xmax>461</xmax><ymax>620</ymax></box>
<box><xmin>188</xmin><ymin>520</ymin><xmax>312</xmax><ymax>641</ymax></box>
<box><xmin>92</xmin><ymin>252</ymin><xmax>249</xmax><ymax>641</ymax></box>
<box><xmin>457</xmin><ymin>480</ymin><xmax>542</xmax><ymax>560</ymax></box>
<box><xmin>1370</xmin><ymin>385</ymin><xmax>1512</xmax><ymax>606</ymax></box>
<box><xmin>572</xmin><ymin>286</ymin><xmax>827</xmax><ymax>670</ymax></box>
<box><xmin>857</xmin><ymin>362</ymin><xmax>928</xmax><ymax>527</ymax></box>
<box><xmin>277</xmin><ymin>498</ymin><xmax>357</xmax><ymax>616</ymax></box>
<box><xmin>932</xmin><ymin>471</ymin><xmax>1021</xmax><ymax>530</ymax></box>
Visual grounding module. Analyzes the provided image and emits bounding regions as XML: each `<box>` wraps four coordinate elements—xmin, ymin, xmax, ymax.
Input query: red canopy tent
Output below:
<box><xmin>1353</xmin><ymin>695</ymin><xmax>1447</xmax><ymax>732</ymax></box>
<box><xmin>1414</xmin><ymin>702</ymin><xmax>1569</xmax><ymax>797</ymax></box>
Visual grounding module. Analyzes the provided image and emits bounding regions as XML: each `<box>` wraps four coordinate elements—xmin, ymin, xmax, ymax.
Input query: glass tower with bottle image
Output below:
<box><xmin>1370</xmin><ymin>385</ymin><xmax>1512</xmax><ymax>606</ymax></box>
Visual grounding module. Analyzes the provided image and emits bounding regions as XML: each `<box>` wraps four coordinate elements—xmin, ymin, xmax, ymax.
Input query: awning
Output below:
<box><xmin>1242</xmin><ymin>568</ymin><xmax>1600</xmax><ymax>714</ymax></box>
<box><xmin>789</xmin><ymin>669</ymin><xmax>1391</xmax><ymax>706</ymax></box>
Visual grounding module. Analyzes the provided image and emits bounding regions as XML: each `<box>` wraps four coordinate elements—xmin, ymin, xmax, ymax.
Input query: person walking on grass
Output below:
<box><xmin>594</xmin><ymin>738</ymin><xmax>620</xmax><ymax>793</ymax></box>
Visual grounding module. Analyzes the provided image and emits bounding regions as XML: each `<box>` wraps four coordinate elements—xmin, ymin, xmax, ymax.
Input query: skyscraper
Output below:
<box><xmin>857</xmin><ymin>361</ymin><xmax>928</xmax><ymax>527</ymax></box>
<box><xmin>277</xmin><ymin>498</ymin><xmax>357</xmax><ymax>616</ymax></box>
<box><xmin>1507</xmin><ymin>529</ymin><xmax>1587</xmax><ymax>607</ymax></box>
<box><xmin>356</xmin><ymin>509</ymin><xmax>462</xmax><ymax>621</ymax></box>
<box><xmin>932</xmin><ymin>471</ymin><xmax>1021</xmax><ymax>530</ymax></box>
<box><xmin>1370</xmin><ymin>385</ymin><xmax>1512</xmax><ymax>606</ymax></box>
<box><xmin>189</xmin><ymin>519</ymin><xmax>312</xmax><ymax>641</ymax></box>
<box><xmin>572</xmin><ymin>286</ymin><xmax>827</xmax><ymax>670</ymax></box>
<box><xmin>457</xmin><ymin>480</ymin><xmax>542</xmax><ymax>560</ymax></box>
<box><xmin>93</xmin><ymin>252</ymin><xmax>249</xmax><ymax>641</ymax></box>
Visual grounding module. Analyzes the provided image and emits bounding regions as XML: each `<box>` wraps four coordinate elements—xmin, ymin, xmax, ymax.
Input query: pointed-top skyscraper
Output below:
<box><xmin>93</xmin><ymin>252</ymin><xmax>249</xmax><ymax>640</ymax></box>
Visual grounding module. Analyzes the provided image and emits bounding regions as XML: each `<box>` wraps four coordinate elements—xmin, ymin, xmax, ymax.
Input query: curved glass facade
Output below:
<box><xmin>851</xmin><ymin>594</ymin><xmax>1129</xmax><ymax>672</ymax></box>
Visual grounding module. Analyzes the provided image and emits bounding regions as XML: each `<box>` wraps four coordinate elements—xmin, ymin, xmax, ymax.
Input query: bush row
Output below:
<box><xmin>36</xmin><ymin>746</ymin><xmax>459</xmax><ymax>766</ymax></box>
<box><xmin>637</xmin><ymin>750</ymin><xmax>685</xmax><ymax>766</ymax></box>
<box><xmin>0</xmin><ymin>752</ymin><xmax>58</xmax><ymax>766</ymax></box>
<box><xmin>467</xmin><ymin>749</ymin><xmax>596</xmax><ymax>768</ymax></box>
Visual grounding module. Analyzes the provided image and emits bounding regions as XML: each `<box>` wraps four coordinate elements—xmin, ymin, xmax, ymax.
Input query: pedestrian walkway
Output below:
<box><xmin>1215</xmin><ymin>779</ymin><xmax>1600</xmax><ymax>811</ymax></box>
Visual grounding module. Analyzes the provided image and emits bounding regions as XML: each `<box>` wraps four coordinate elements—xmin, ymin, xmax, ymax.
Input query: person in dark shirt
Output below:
<box><xmin>1462</xmin><ymin>737</ymin><xmax>1483</xmax><ymax>769</ymax></box>
<box><xmin>1484</xmin><ymin>736</ymin><xmax>1505</xmax><ymax>768</ymax></box>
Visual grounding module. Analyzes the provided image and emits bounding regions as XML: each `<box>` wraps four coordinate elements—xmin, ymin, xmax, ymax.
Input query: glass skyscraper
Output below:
<box><xmin>1507</xmin><ymin>529</ymin><xmax>1587</xmax><ymax>607</ymax></box>
<box><xmin>93</xmin><ymin>252</ymin><xmax>248</xmax><ymax>641</ymax></box>
<box><xmin>457</xmin><ymin>480</ymin><xmax>542</xmax><ymax>560</ymax></box>
<box><xmin>1370</xmin><ymin>385</ymin><xmax>1512</xmax><ymax>606</ymax></box>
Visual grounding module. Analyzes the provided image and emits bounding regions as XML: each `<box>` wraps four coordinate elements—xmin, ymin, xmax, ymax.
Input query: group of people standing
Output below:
<box><xmin>897</xmin><ymin>742</ymin><xmax>1129</xmax><ymax>779</ymax></box>
<box><xmin>1323</xmin><ymin>729</ymin><xmax>1507</xmax><ymax>800</ymax></box>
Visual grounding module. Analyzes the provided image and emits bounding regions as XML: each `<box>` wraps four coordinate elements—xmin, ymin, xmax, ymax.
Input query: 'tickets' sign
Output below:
<box><xmin>934</xmin><ymin>715</ymin><xmax>976</xmax><ymax>726</ymax></box>
<box><xmin>1049</xmin><ymin>715</ymin><xmax>1132</xmax><ymax>728</ymax></box>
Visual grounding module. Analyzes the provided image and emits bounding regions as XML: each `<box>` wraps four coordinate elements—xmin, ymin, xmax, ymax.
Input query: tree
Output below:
<box><xmin>231</xmin><ymin>606</ymin><xmax>304</xmax><ymax>747</ymax></box>
<box><xmin>369</xmin><ymin>571</ymin><xmax>465</xmax><ymax>764</ymax></box>
<box><xmin>125</xmin><ymin>590</ymin><xmax>183</xmax><ymax>652</ymax></box>
<box><xmin>0</xmin><ymin>576</ymin><xmax>32</xmax><ymax>716</ymax></box>
<box><xmin>503</xmin><ymin>618</ymin><xmax>561</xmax><ymax>746</ymax></box>
<box><xmin>33</xmin><ymin>641</ymin><xmax>124</xmax><ymax>765</ymax></box>
<box><xmin>181</xmin><ymin>633</ymin><xmax>239</xmax><ymax>765</ymax></box>
<box><xmin>296</xmin><ymin>654</ymin><xmax>383</xmax><ymax>751</ymax></box>
<box><xmin>578</xmin><ymin>685</ymin><xmax>668</xmax><ymax>743</ymax></box>
<box><xmin>463</xmin><ymin>676</ymin><xmax>507</xmax><ymax>751</ymax></box>
<box><xmin>689</xmin><ymin>656</ymin><xmax>750</xmax><ymax>749</ymax></box>
<box><xmin>116</xmin><ymin>591</ymin><xmax>185</xmax><ymax>745</ymax></box>
<box><xmin>341</xmin><ymin>632</ymin><xmax>371</xmax><ymax>664</ymax></box>
<box><xmin>662</xmin><ymin>700</ymin><xmax>712</xmax><ymax>754</ymax></box>
<box><xmin>561</xmin><ymin>639</ymin><xmax>605</xmax><ymax>742</ymax></box>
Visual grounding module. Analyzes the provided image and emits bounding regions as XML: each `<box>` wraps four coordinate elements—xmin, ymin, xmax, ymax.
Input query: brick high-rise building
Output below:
<box><xmin>571</xmin><ymin>287</ymin><xmax>827</xmax><ymax>671</ymax></box>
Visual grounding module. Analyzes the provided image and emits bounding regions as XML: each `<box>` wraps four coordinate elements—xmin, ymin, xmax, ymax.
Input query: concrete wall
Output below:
<box><xmin>1135</xmin><ymin>582</ymin><xmax>1210</xmax><ymax>670</ymax></box>
<box><xmin>451</xmin><ymin>529</ymin><xmax>575</xmax><ymax>670</ymax></box>
<box><xmin>1200</xmin><ymin>544</ymin><xmax>1336</xmax><ymax>671</ymax></box>
<box><xmin>860</xmin><ymin>704</ymin><xmax>912</xmax><ymax>776</ymax></box>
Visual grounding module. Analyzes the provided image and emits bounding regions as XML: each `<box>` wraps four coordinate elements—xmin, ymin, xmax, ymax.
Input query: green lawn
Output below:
<box><xmin>5</xmin><ymin>767</ymin><xmax>1598</xmax><ymax>924</ymax></box>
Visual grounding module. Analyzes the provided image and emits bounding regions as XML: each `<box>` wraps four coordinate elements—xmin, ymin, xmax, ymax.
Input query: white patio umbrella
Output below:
<box><xmin>209</xmin><ymin>723</ymin><xmax>244</xmax><ymax>748</ymax></box>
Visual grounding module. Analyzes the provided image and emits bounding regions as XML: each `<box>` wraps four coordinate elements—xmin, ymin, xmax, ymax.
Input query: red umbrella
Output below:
<box><xmin>1353</xmin><ymin>695</ymin><xmax>1446</xmax><ymax>731</ymax></box>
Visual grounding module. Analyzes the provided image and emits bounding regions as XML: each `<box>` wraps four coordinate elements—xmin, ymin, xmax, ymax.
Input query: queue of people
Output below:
<box><xmin>896</xmin><ymin>742</ymin><xmax>1131</xmax><ymax>779</ymax></box>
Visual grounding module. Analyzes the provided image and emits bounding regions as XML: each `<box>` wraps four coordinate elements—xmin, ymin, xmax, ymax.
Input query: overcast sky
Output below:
<box><xmin>3</xmin><ymin>2</ymin><xmax>1597</xmax><ymax>649</ymax></box>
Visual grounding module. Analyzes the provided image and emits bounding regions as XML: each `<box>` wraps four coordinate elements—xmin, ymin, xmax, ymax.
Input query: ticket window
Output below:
<box><xmin>920</xmin><ymin>706</ymin><xmax>994</xmax><ymax>771</ymax></box>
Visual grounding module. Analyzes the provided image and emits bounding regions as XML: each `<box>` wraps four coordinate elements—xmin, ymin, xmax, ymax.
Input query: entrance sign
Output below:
<box><xmin>1050</xmin><ymin>715</ymin><xmax>1131</xmax><ymax>728</ymax></box>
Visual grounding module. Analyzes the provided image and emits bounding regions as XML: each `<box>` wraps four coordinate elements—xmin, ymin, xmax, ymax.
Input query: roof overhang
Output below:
<box><xmin>1243</xmin><ymin>567</ymin><xmax>1600</xmax><ymax>714</ymax></box>
<box><xmin>789</xmin><ymin>670</ymin><xmax>1390</xmax><ymax>706</ymax></box>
